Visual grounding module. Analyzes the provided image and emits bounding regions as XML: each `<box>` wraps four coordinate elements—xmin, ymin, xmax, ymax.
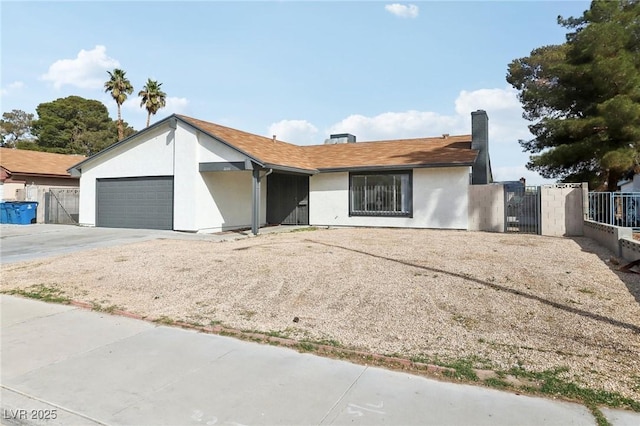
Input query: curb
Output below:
<box><xmin>69</xmin><ymin>299</ymin><xmax>455</xmax><ymax>378</ymax></box>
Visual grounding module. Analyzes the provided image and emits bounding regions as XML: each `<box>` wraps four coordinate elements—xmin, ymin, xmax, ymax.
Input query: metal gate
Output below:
<box><xmin>504</xmin><ymin>185</ymin><xmax>540</xmax><ymax>234</ymax></box>
<box><xmin>266</xmin><ymin>173</ymin><xmax>309</xmax><ymax>225</ymax></box>
<box><xmin>45</xmin><ymin>188</ymin><xmax>80</xmax><ymax>224</ymax></box>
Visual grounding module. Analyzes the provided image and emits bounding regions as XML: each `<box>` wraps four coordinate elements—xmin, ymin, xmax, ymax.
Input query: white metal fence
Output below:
<box><xmin>588</xmin><ymin>192</ymin><xmax>640</xmax><ymax>229</ymax></box>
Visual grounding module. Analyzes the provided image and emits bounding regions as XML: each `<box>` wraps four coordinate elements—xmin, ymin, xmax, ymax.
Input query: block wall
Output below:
<box><xmin>540</xmin><ymin>183</ymin><xmax>586</xmax><ymax>237</ymax></box>
<box><xmin>468</xmin><ymin>184</ymin><xmax>504</xmax><ymax>232</ymax></box>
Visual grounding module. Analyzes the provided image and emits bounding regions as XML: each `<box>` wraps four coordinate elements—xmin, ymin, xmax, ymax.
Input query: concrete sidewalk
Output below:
<box><xmin>1</xmin><ymin>295</ymin><xmax>639</xmax><ymax>426</ymax></box>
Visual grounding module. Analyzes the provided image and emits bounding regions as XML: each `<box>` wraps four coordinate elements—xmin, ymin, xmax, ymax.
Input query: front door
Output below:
<box><xmin>266</xmin><ymin>173</ymin><xmax>309</xmax><ymax>225</ymax></box>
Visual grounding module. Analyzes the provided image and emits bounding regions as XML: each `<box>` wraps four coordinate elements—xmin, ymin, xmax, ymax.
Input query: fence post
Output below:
<box><xmin>609</xmin><ymin>192</ymin><xmax>614</xmax><ymax>226</ymax></box>
<box><xmin>44</xmin><ymin>191</ymin><xmax>50</xmax><ymax>223</ymax></box>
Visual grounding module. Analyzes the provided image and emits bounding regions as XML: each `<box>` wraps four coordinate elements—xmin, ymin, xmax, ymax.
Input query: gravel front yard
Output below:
<box><xmin>2</xmin><ymin>227</ymin><xmax>640</xmax><ymax>401</ymax></box>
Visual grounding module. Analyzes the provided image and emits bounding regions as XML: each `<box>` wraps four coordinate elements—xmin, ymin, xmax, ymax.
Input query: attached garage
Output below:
<box><xmin>96</xmin><ymin>176</ymin><xmax>173</xmax><ymax>230</ymax></box>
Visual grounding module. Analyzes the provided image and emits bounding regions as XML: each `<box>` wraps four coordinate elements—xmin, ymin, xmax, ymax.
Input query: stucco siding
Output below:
<box><xmin>197</xmin><ymin>171</ymin><xmax>266</xmax><ymax>232</ymax></box>
<box><xmin>1</xmin><ymin>182</ymin><xmax>25</xmax><ymax>201</ymax></box>
<box><xmin>175</xmin><ymin>126</ymin><xmax>262</xmax><ymax>232</ymax></box>
<box><xmin>78</xmin><ymin>124</ymin><xmax>176</xmax><ymax>226</ymax></box>
<box><xmin>173</xmin><ymin>125</ymin><xmax>198</xmax><ymax>231</ymax></box>
<box><xmin>309</xmin><ymin>167</ymin><xmax>470</xmax><ymax>229</ymax></box>
<box><xmin>197</xmin><ymin>131</ymin><xmax>250</xmax><ymax>163</ymax></box>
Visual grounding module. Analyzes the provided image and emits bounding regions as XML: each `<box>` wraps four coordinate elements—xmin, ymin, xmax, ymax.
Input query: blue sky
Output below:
<box><xmin>1</xmin><ymin>0</ymin><xmax>591</xmax><ymax>184</ymax></box>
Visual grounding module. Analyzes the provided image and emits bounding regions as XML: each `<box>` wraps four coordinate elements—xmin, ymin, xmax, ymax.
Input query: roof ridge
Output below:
<box><xmin>302</xmin><ymin>134</ymin><xmax>472</xmax><ymax>148</ymax></box>
<box><xmin>176</xmin><ymin>114</ymin><xmax>299</xmax><ymax>147</ymax></box>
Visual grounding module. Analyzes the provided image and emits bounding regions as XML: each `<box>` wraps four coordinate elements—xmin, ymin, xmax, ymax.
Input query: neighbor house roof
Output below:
<box><xmin>178</xmin><ymin>115</ymin><xmax>476</xmax><ymax>172</ymax></box>
<box><xmin>69</xmin><ymin>114</ymin><xmax>478</xmax><ymax>174</ymax></box>
<box><xmin>0</xmin><ymin>147</ymin><xmax>85</xmax><ymax>178</ymax></box>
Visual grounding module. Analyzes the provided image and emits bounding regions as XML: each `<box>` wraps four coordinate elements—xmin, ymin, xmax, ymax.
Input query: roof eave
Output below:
<box><xmin>8</xmin><ymin>172</ymin><xmax>77</xmax><ymax>179</ymax></box>
<box><xmin>262</xmin><ymin>163</ymin><xmax>318</xmax><ymax>175</ymax></box>
<box><xmin>317</xmin><ymin>162</ymin><xmax>475</xmax><ymax>173</ymax></box>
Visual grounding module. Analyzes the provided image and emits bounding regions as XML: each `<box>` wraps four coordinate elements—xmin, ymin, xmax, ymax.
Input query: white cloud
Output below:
<box><xmin>385</xmin><ymin>4</ymin><xmax>419</xmax><ymax>19</ymax></box>
<box><xmin>327</xmin><ymin>111</ymin><xmax>461</xmax><ymax>142</ymax></box>
<box><xmin>294</xmin><ymin>86</ymin><xmax>548</xmax><ymax>182</ymax></box>
<box><xmin>325</xmin><ymin>87</ymin><xmax>522</xmax><ymax>143</ymax></box>
<box><xmin>0</xmin><ymin>80</ymin><xmax>25</xmax><ymax>96</ymax></box>
<box><xmin>455</xmin><ymin>86</ymin><xmax>521</xmax><ymax>115</ymax></box>
<box><xmin>292</xmin><ymin>87</ymin><xmax>533</xmax><ymax>148</ymax></box>
<box><xmin>454</xmin><ymin>86</ymin><xmax>531</xmax><ymax>143</ymax></box>
<box><xmin>268</xmin><ymin>119</ymin><xmax>318</xmax><ymax>144</ymax></box>
<box><xmin>269</xmin><ymin>86</ymin><xmax>553</xmax><ymax>183</ymax></box>
<box><xmin>41</xmin><ymin>45</ymin><xmax>119</xmax><ymax>90</ymax></box>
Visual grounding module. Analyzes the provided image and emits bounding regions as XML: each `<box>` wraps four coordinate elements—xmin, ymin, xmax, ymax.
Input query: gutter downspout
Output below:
<box><xmin>251</xmin><ymin>168</ymin><xmax>273</xmax><ymax>235</ymax></box>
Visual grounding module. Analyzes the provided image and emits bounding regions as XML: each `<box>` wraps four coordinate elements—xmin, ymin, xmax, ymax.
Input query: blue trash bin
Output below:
<box><xmin>0</xmin><ymin>203</ymin><xmax>8</xmax><ymax>224</ymax></box>
<box><xmin>5</xmin><ymin>203</ymin><xmax>20</xmax><ymax>224</ymax></box>
<box><xmin>15</xmin><ymin>202</ymin><xmax>38</xmax><ymax>224</ymax></box>
<box><xmin>1</xmin><ymin>202</ymin><xmax>38</xmax><ymax>224</ymax></box>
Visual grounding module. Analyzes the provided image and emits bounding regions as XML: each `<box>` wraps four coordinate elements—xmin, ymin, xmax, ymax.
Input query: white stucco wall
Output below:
<box><xmin>198</xmin><ymin>171</ymin><xmax>266</xmax><ymax>232</ymax></box>
<box><xmin>194</xmin><ymin>129</ymin><xmax>267</xmax><ymax>231</ymax></box>
<box><xmin>78</xmin><ymin>120</ymin><xmax>266</xmax><ymax>232</ymax></box>
<box><xmin>78</xmin><ymin>124</ymin><xmax>175</xmax><ymax>226</ymax></box>
<box><xmin>309</xmin><ymin>167</ymin><xmax>470</xmax><ymax>229</ymax></box>
<box><xmin>174</xmin><ymin>126</ymin><xmax>265</xmax><ymax>232</ymax></box>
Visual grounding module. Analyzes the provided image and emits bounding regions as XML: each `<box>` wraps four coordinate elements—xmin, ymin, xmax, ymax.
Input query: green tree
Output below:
<box><xmin>104</xmin><ymin>68</ymin><xmax>133</xmax><ymax>140</ymax></box>
<box><xmin>139</xmin><ymin>79</ymin><xmax>167</xmax><ymax>127</ymax></box>
<box><xmin>507</xmin><ymin>0</ymin><xmax>640</xmax><ymax>190</ymax></box>
<box><xmin>0</xmin><ymin>109</ymin><xmax>35</xmax><ymax>148</ymax></box>
<box><xmin>31</xmin><ymin>96</ymin><xmax>133</xmax><ymax>155</ymax></box>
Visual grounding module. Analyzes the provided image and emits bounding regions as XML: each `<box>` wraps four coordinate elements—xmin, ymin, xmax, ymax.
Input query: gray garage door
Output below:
<box><xmin>96</xmin><ymin>176</ymin><xmax>174</xmax><ymax>230</ymax></box>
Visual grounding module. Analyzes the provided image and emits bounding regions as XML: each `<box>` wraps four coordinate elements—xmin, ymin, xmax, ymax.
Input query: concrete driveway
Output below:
<box><xmin>0</xmin><ymin>224</ymin><xmax>301</xmax><ymax>264</ymax></box>
<box><xmin>0</xmin><ymin>224</ymin><xmax>202</xmax><ymax>264</ymax></box>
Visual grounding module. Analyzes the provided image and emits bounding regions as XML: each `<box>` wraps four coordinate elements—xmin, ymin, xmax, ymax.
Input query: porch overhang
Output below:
<box><xmin>263</xmin><ymin>163</ymin><xmax>317</xmax><ymax>176</ymax></box>
<box><xmin>199</xmin><ymin>159</ymin><xmax>256</xmax><ymax>172</ymax></box>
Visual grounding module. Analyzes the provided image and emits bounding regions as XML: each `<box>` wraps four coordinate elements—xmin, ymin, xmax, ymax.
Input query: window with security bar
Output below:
<box><xmin>349</xmin><ymin>171</ymin><xmax>412</xmax><ymax>217</ymax></box>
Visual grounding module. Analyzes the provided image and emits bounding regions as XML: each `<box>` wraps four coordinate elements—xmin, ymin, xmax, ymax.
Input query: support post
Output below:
<box><xmin>252</xmin><ymin>168</ymin><xmax>260</xmax><ymax>235</ymax></box>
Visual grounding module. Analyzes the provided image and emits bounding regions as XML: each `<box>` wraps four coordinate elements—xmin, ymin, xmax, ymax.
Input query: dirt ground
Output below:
<box><xmin>2</xmin><ymin>227</ymin><xmax>640</xmax><ymax>401</ymax></box>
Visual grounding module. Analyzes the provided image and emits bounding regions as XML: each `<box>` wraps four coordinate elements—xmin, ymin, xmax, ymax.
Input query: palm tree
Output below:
<box><xmin>138</xmin><ymin>79</ymin><xmax>167</xmax><ymax>127</ymax></box>
<box><xmin>104</xmin><ymin>69</ymin><xmax>133</xmax><ymax>140</ymax></box>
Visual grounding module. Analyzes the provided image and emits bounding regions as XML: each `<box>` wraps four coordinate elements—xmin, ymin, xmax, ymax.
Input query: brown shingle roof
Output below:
<box><xmin>303</xmin><ymin>136</ymin><xmax>475</xmax><ymax>170</ymax></box>
<box><xmin>178</xmin><ymin>116</ymin><xmax>316</xmax><ymax>171</ymax></box>
<box><xmin>0</xmin><ymin>148</ymin><xmax>85</xmax><ymax>177</ymax></box>
<box><xmin>178</xmin><ymin>115</ymin><xmax>477</xmax><ymax>172</ymax></box>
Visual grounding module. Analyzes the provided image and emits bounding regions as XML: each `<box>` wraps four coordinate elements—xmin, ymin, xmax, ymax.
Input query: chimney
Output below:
<box><xmin>471</xmin><ymin>110</ymin><xmax>492</xmax><ymax>185</ymax></box>
<box><xmin>324</xmin><ymin>133</ymin><xmax>356</xmax><ymax>144</ymax></box>
<box><xmin>272</xmin><ymin>135</ymin><xmax>276</xmax><ymax>143</ymax></box>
